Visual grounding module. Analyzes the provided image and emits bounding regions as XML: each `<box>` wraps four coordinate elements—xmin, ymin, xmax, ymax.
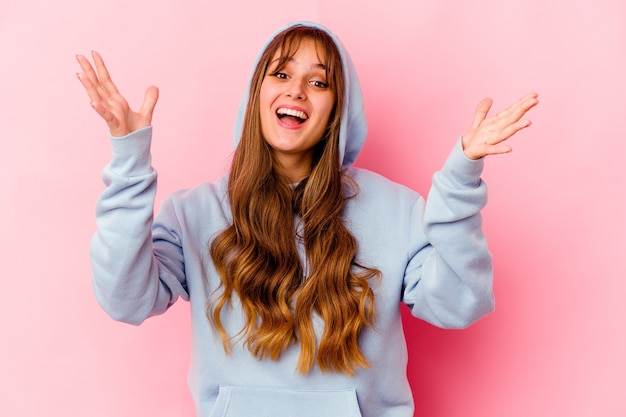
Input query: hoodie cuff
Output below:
<box><xmin>439</xmin><ymin>137</ymin><xmax>485</xmax><ymax>187</ymax></box>
<box><xmin>108</xmin><ymin>126</ymin><xmax>153</xmax><ymax>177</ymax></box>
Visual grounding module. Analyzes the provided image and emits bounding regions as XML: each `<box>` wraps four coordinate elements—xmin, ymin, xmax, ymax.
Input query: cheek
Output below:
<box><xmin>319</xmin><ymin>97</ymin><xmax>335</xmax><ymax>126</ymax></box>
<box><xmin>258</xmin><ymin>85</ymin><xmax>274</xmax><ymax>128</ymax></box>
<box><xmin>259</xmin><ymin>83</ymin><xmax>271</xmax><ymax>111</ymax></box>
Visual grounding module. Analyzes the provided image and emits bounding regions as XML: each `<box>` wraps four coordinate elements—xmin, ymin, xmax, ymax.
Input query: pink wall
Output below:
<box><xmin>1</xmin><ymin>1</ymin><xmax>624</xmax><ymax>416</ymax></box>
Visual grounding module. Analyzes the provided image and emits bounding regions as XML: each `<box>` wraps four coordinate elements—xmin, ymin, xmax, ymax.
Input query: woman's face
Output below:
<box><xmin>259</xmin><ymin>38</ymin><xmax>335</xmax><ymax>181</ymax></box>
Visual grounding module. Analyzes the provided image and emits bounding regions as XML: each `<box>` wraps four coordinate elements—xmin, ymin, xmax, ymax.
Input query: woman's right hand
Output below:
<box><xmin>76</xmin><ymin>51</ymin><xmax>159</xmax><ymax>137</ymax></box>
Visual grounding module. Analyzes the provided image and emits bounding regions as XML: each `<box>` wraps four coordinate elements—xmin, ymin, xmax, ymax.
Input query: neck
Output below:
<box><xmin>273</xmin><ymin>154</ymin><xmax>313</xmax><ymax>183</ymax></box>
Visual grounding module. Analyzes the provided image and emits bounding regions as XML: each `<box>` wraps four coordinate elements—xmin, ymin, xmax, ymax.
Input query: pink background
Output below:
<box><xmin>1</xmin><ymin>0</ymin><xmax>625</xmax><ymax>416</ymax></box>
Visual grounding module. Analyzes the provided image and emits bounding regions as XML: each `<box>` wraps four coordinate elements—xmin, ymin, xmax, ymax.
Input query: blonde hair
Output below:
<box><xmin>208</xmin><ymin>25</ymin><xmax>379</xmax><ymax>376</ymax></box>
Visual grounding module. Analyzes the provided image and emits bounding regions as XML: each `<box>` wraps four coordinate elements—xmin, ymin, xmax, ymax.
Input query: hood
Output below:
<box><xmin>232</xmin><ymin>21</ymin><xmax>367</xmax><ymax>167</ymax></box>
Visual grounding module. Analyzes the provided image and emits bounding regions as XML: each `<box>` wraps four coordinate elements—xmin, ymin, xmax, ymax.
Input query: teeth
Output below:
<box><xmin>277</xmin><ymin>108</ymin><xmax>308</xmax><ymax>120</ymax></box>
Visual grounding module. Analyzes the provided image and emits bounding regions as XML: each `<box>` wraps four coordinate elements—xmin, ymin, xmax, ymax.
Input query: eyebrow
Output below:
<box><xmin>270</xmin><ymin>57</ymin><xmax>327</xmax><ymax>71</ymax></box>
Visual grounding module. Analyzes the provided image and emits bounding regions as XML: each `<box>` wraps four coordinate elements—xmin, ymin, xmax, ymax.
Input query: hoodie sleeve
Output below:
<box><xmin>402</xmin><ymin>138</ymin><xmax>494</xmax><ymax>328</ymax></box>
<box><xmin>89</xmin><ymin>127</ymin><xmax>189</xmax><ymax>325</ymax></box>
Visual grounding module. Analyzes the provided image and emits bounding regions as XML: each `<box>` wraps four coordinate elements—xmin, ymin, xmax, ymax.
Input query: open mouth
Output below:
<box><xmin>277</xmin><ymin>107</ymin><xmax>308</xmax><ymax>126</ymax></box>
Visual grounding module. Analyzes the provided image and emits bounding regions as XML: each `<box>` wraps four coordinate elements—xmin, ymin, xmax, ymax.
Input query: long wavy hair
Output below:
<box><xmin>208</xmin><ymin>25</ymin><xmax>380</xmax><ymax>376</ymax></box>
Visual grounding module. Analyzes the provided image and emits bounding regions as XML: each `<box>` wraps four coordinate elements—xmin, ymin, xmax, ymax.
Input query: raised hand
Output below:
<box><xmin>462</xmin><ymin>93</ymin><xmax>539</xmax><ymax>160</ymax></box>
<box><xmin>76</xmin><ymin>51</ymin><xmax>159</xmax><ymax>137</ymax></box>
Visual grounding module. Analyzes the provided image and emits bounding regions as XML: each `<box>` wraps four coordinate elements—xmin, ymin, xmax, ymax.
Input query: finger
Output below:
<box><xmin>499</xmin><ymin>118</ymin><xmax>533</xmax><ymax>142</ymax></box>
<box><xmin>520</xmin><ymin>93</ymin><xmax>539</xmax><ymax>115</ymax></box>
<box><xmin>463</xmin><ymin>139</ymin><xmax>512</xmax><ymax>160</ymax></box>
<box><xmin>76</xmin><ymin>53</ymin><xmax>113</xmax><ymax>101</ymax></box>
<box><xmin>76</xmin><ymin>71</ymin><xmax>103</xmax><ymax>104</ymax></box>
<box><xmin>139</xmin><ymin>86</ymin><xmax>159</xmax><ymax>121</ymax></box>
<box><xmin>497</xmin><ymin>93</ymin><xmax>539</xmax><ymax>126</ymax></box>
<box><xmin>91</xmin><ymin>51</ymin><xmax>120</xmax><ymax>96</ymax></box>
<box><xmin>520</xmin><ymin>92</ymin><xmax>539</xmax><ymax>104</ymax></box>
<box><xmin>508</xmin><ymin>94</ymin><xmax>539</xmax><ymax>121</ymax></box>
<box><xmin>489</xmin><ymin>144</ymin><xmax>513</xmax><ymax>156</ymax></box>
<box><xmin>76</xmin><ymin>54</ymin><xmax>99</xmax><ymax>86</ymax></box>
<box><xmin>471</xmin><ymin>98</ymin><xmax>492</xmax><ymax>130</ymax></box>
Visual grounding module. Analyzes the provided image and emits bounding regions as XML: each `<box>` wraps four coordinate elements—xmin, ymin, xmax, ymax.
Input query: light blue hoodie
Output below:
<box><xmin>90</xmin><ymin>21</ymin><xmax>494</xmax><ymax>417</ymax></box>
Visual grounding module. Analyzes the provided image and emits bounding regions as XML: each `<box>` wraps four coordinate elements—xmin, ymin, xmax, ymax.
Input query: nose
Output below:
<box><xmin>285</xmin><ymin>77</ymin><xmax>306</xmax><ymax>100</ymax></box>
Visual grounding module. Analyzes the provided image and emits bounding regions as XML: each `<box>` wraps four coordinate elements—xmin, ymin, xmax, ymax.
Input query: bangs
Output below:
<box><xmin>265</xmin><ymin>26</ymin><xmax>342</xmax><ymax>92</ymax></box>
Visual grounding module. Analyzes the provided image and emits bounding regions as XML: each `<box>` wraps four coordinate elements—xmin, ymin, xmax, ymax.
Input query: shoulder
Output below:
<box><xmin>342</xmin><ymin>168</ymin><xmax>424</xmax><ymax>246</ymax></box>
<box><xmin>153</xmin><ymin>175</ymin><xmax>232</xmax><ymax>238</ymax></box>
<box><xmin>164</xmin><ymin>175</ymin><xmax>231</xmax><ymax>218</ymax></box>
<box><xmin>346</xmin><ymin>167</ymin><xmax>422</xmax><ymax>204</ymax></box>
<box><xmin>170</xmin><ymin>175</ymin><xmax>228</xmax><ymax>199</ymax></box>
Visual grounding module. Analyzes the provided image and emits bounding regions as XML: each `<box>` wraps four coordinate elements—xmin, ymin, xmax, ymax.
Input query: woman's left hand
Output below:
<box><xmin>462</xmin><ymin>92</ymin><xmax>539</xmax><ymax>160</ymax></box>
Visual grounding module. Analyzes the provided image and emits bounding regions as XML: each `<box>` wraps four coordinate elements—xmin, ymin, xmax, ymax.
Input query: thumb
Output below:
<box><xmin>139</xmin><ymin>85</ymin><xmax>159</xmax><ymax>121</ymax></box>
<box><xmin>471</xmin><ymin>97</ymin><xmax>492</xmax><ymax>130</ymax></box>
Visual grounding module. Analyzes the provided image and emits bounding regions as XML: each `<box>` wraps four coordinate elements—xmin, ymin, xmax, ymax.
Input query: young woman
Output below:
<box><xmin>76</xmin><ymin>22</ymin><xmax>538</xmax><ymax>417</ymax></box>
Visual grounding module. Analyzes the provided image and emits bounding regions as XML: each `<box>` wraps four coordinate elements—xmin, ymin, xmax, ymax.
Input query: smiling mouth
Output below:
<box><xmin>277</xmin><ymin>108</ymin><xmax>308</xmax><ymax>125</ymax></box>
